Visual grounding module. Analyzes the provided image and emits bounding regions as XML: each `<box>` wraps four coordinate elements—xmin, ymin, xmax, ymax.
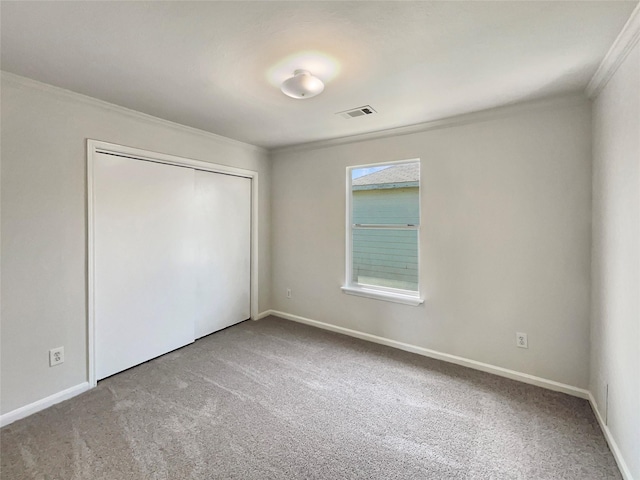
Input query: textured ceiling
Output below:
<box><xmin>1</xmin><ymin>1</ymin><xmax>637</xmax><ymax>149</ymax></box>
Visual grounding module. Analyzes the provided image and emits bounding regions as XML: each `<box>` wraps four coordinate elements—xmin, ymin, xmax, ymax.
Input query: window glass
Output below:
<box><xmin>349</xmin><ymin>161</ymin><xmax>420</xmax><ymax>294</ymax></box>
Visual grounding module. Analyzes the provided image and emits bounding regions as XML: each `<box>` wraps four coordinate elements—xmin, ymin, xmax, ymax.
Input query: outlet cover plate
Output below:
<box><xmin>516</xmin><ymin>333</ymin><xmax>528</xmax><ymax>349</ymax></box>
<box><xmin>50</xmin><ymin>347</ymin><xmax>64</xmax><ymax>366</ymax></box>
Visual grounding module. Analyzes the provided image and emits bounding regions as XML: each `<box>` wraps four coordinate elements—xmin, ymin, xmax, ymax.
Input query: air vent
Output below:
<box><xmin>336</xmin><ymin>105</ymin><xmax>377</xmax><ymax>119</ymax></box>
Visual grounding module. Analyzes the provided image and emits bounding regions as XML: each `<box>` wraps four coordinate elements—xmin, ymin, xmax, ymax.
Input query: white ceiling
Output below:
<box><xmin>1</xmin><ymin>1</ymin><xmax>636</xmax><ymax>149</ymax></box>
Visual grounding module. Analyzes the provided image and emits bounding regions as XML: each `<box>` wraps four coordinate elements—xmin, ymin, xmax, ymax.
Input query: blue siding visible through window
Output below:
<box><xmin>352</xmin><ymin>188</ymin><xmax>419</xmax><ymax>225</ymax></box>
<box><xmin>353</xmin><ymin>229</ymin><xmax>418</xmax><ymax>290</ymax></box>
<box><xmin>350</xmin><ymin>164</ymin><xmax>419</xmax><ymax>291</ymax></box>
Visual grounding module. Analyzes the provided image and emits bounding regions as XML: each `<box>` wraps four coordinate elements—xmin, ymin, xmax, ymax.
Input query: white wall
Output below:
<box><xmin>270</xmin><ymin>96</ymin><xmax>592</xmax><ymax>389</ymax></box>
<box><xmin>591</xmin><ymin>40</ymin><xmax>640</xmax><ymax>479</ymax></box>
<box><xmin>0</xmin><ymin>74</ymin><xmax>271</xmax><ymax>415</ymax></box>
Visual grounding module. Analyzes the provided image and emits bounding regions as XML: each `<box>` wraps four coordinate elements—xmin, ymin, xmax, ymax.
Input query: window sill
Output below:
<box><xmin>341</xmin><ymin>285</ymin><xmax>424</xmax><ymax>306</ymax></box>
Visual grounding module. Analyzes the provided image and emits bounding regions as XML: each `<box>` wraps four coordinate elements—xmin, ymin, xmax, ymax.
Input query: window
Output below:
<box><xmin>342</xmin><ymin>159</ymin><xmax>423</xmax><ymax>305</ymax></box>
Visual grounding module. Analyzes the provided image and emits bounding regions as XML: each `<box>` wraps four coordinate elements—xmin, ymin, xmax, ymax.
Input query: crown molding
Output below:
<box><xmin>270</xmin><ymin>92</ymin><xmax>588</xmax><ymax>155</ymax></box>
<box><xmin>586</xmin><ymin>3</ymin><xmax>640</xmax><ymax>99</ymax></box>
<box><xmin>0</xmin><ymin>71</ymin><xmax>266</xmax><ymax>155</ymax></box>
<box><xmin>1</xmin><ymin>71</ymin><xmax>589</xmax><ymax>157</ymax></box>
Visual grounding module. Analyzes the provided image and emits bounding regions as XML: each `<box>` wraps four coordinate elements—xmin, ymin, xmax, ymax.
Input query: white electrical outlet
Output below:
<box><xmin>286</xmin><ymin>288</ymin><xmax>292</xmax><ymax>299</ymax></box>
<box><xmin>516</xmin><ymin>332</ymin><xmax>528</xmax><ymax>349</ymax></box>
<box><xmin>50</xmin><ymin>347</ymin><xmax>64</xmax><ymax>366</ymax></box>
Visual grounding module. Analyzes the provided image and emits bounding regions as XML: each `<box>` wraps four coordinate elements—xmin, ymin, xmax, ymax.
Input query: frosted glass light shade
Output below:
<box><xmin>281</xmin><ymin>69</ymin><xmax>324</xmax><ymax>99</ymax></box>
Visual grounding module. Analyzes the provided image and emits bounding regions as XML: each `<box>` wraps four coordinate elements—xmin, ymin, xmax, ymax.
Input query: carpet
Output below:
<box><xmin>1</xmin><ymin>316</ymin><xmax>620</xmax><ymax>479</ymax></box>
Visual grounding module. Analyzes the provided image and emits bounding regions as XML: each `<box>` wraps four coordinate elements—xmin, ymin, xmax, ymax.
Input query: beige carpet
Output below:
<box><xmin>1</xmin><ymin>316</ymin><xmax>620</xmax><ymax>479</ymax></box>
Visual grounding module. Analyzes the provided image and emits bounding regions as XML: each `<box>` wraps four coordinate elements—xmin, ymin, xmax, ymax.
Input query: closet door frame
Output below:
<box><xmin>86</xmin><ymin>139</ymin><xmax>259</xmax><ymax>388</ymax></box>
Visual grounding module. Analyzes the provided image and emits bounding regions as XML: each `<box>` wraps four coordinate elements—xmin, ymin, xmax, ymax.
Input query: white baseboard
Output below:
<box><xmin>267</xmin><ymin>310</ymin><xmax>638</xmax><ymax>477</ymax></box>
<box><xmin>0</xmin><ymin>382</ymin><xmax>90</xmax><ymax>428</ymax></box>
<box><xmin>266</xmin><ymin>309</ymin><xmax>590</xmax><ymax>399</ymax></box>
<box><xmin>588</xmin><ymin>392</ymin><xmax>634</xmax><ymax>480</ymax></box>
<box><xmin>254</xmin><ymin>310</ymin><xmax>274</xmax><ymax>320</ymax></box>
<box><xmin>1</xmin><ymin>315</ymin><xmax>633</xmax><ymax>480</ymax></box>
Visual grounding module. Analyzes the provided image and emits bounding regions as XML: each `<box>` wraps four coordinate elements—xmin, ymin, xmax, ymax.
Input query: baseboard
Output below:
<box><xmin>1</xmin><ymin>314</ymin><xmax>274</xmax><ymax>426</ymax></box>
<box><xmin>269</xmin><ymin>310</ymin><xmax>639</xmax><ymax>476</ymax></box>
<box><xmin>588</xmin><ymin>393</ymin><xmax>635</xmax><ymax>480</ymax></box>
<box><xmin>254</xmin><ymin>310</ymin><xmax>274</xmax><ymax>320</ymax></box>
<box><xmin>268</xmin><ymin>310</ymin><xmax>590</xmax><ymax>399</ymax></box>
<box><xmin>1</xmin><ymin>316</ymin><xmax>632</xmax><ymax>479</ymax></box>
<box><xmin>0</xmin><ymin>382</ymin><xmax>90</xmax><ymax>428</ymax></box>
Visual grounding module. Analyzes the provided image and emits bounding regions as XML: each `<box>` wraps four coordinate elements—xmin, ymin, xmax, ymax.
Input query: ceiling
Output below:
<box><xmin>1</xmin><ymin>1</ymin><xmax>636</xmax><ymax>149</ymax></box>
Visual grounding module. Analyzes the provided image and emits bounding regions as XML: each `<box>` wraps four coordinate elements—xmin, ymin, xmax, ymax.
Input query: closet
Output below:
<box><xmin>92</xmin><ymin>150</ymin><xmax>251</xmax><ymax>381</ymax></box>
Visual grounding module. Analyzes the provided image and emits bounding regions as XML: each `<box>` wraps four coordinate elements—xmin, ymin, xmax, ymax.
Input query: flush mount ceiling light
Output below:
<box><xmin>281</xmin><ymin>69</ymin><xmax>325</xmax><ymax>99</ymax></box>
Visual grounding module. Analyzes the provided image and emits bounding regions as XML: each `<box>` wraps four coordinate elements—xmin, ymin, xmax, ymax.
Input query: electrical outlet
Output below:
<box><xmin>516</xmin><ymin>332</ymin><xmax>528</xmax><ymax>349</ymax></box>
<box><xmin>286</xmin><ymin>288</ymin><xmax>292</xmax><ymax>299</ymax></box>
<box><xmin>49</xmin><ymin>347</ymin><xmax>64</xmax><ymax>366</ymax></box>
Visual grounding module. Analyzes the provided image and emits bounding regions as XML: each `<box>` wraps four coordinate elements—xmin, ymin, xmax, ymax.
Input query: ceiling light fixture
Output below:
<box><xmin>281</xmin><ymin>69</ymin><xmax>324</xmax><ymax>99</ymax></box>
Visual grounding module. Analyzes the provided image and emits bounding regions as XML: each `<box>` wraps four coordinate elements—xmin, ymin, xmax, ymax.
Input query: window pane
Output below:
<box><xmin>352</xmin><ymin>228</ymin><xmax>418</xmax><ymax>291</ymax></box>
<box><xmin>352</xmin><ymin>163</ymin><xmax>419</xmax><ymax>226</ymax></box>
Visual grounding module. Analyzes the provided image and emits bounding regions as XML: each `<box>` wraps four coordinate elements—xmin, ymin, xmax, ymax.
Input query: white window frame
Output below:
<box><xmin>341</xmin><ymin>159</ymin><xmax>423</xmax><ymax>306</ymax></box>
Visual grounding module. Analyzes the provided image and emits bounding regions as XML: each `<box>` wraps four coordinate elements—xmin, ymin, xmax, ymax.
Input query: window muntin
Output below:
<box><xmin>346</xmin><ymin>160</ymin><xmax>420</xmax><ymax>300</ymax></box>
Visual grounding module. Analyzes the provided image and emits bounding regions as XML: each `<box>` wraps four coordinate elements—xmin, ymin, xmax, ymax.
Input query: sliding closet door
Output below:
<box><xmin>94</xmin><ymin>154</ymin><xmax>196</xmax><ymax>380</ymax></box>
<box><xmin>194</xmin><ymin>170</ymin><xmax>251</xmax><ymax>338</ymax></box>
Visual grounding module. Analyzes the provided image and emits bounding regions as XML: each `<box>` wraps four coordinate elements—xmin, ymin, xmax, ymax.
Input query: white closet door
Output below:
<box><xmin>94</xmin><ymin>153</ymin><xmax>196</xmax><ymax>380</ymax></box>
<box><xmin>194</xmin><ymin>170</ymin><xmax>251</xmax><ymax>338</ymax></box>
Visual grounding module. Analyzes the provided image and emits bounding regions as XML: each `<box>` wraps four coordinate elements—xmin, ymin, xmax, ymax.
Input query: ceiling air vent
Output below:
<box><xmin>336</xmin><ymin>105</ymin><xmax>377</xmax><ymax>119</ymax></box>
